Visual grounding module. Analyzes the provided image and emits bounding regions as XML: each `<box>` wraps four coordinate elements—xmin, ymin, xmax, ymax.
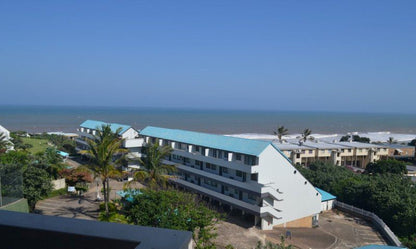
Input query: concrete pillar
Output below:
<box><xmin>171</xmin><ymin>142</ymin><xmax>176</xmax><ymax>149</ymax></box>
<box><xmin>159</xmin><ymin>139</ymin><xmax>163</xmax><ymax>146</ymax></box>
<box><xmin>254</xmin><ymin>216</ymin><xmax>260</xmax><ymax>226</ymax></box>
<box><xmin>228</xmin><ymin>152</ymin><xmax>233</xmax><ymax>162</ymax></box>
<box><xmin>205</xmin><ymin>148</ymin><xmax>210</xmax><ymax>157</ymax></box>
<box><xmin>188</xmin><ymin>145</ymin><xmax>193</xmax><ymax>153</ymax></box>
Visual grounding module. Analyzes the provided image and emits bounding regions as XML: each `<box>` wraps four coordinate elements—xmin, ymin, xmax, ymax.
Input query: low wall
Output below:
<box><xmin>52</xmin><ymin>178</ymin><xmax>66</xmax><ymax>190</ymax></box>
<box><xmin>334</xmin><ymin>200</ymin><xmax>402</xmax><ymax>247</ymax></box>
<box><xmin>0</xmin><ymin>198</ymin><xmax>29</xmax><ymax>213</ymax></box>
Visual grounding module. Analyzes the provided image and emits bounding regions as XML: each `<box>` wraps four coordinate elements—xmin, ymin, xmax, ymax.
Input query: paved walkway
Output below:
<box><xmin>35</xmin><ymin>191</ymin><xmax>99</xmax><ymax>220</ymax></box>
<box><xmin>264</xmin><ymin>211</ymin><xmax>387</xmax><ymax>249</ymax></box>
<box><xmin>35</xmin><ymin>179</ymin><xmax>143</xmax><ymax>220</ymax></box>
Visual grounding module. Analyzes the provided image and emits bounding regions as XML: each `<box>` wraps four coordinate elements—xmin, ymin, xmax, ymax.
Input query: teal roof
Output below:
<box><xmin>80</xmin><ymin>120</ymin><xmax>131</xmax><ymax>134</ymax></box>
<box><xmin>140</xmin><ymin>126</ymin><xmax>271</xmax><ymax>156</ymax></box>
<box><xmin>315</xmin><ymin>187</ymin><xmax>336</xmax><ymax>201</ymax></box>
<box><xmin>355</xmin><ymin>245</ymin><xmax>406</xmax><ymax>249</ymax></box>
<box><xmin>57</xmin><ymin>150</ymin><xmax>69</xmax><ymax>157</ymax></box>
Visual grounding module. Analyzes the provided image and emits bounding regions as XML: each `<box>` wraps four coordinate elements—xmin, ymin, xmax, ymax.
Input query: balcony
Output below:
<box><xmin>0</xmin><ymin>210</ymin><xmax>192</xmax><ymax>249</ymax></box>
<box><xmin>123</xmin><ymin>138</ymin><xmax>145</xmax><ymax>148</ymax></box>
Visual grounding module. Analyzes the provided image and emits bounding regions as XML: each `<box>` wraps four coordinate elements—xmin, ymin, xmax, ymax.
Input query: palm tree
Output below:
<box><xmin>388</xmin><ymin>137</ymin><xmax>396</xmax><ymax>144</ymax></box>
<box><xmin>301</xmin><ymin>128</ymin><xmax>312</xmax><ymax>142</ymax></box>
<box><xmin>273</xmin><ymin>126</ymin><xmax>288</xmax><ymax>143</ymax></box>
<box><xmin>130</xmin><ymin>139</ymin><xmax>175</xmax><ymax>189</ymax></box>
<box><xmin>82</xmin><ymin>125</ymin><xmax>127</xmax><ymax>216</ymax></box>
<box><xmin>0</xmin><ymin>132</ymin><xmax>11</xmax><ymax>153</ymax></box>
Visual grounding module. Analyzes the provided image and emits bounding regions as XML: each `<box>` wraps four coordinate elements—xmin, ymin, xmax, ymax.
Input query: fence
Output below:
<box><xmin>334</xmin><ymin>200</ymin><xmax>403</xmax><ymax>247</ymax></box>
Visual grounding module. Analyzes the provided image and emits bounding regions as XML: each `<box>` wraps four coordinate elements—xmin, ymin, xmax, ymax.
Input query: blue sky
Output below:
<box><xmin>1</xmin><ymin>1</ymin><xmax>415</xmax><ymax>113</ymax></box>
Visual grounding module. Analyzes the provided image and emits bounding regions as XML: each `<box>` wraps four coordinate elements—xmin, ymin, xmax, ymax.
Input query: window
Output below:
<box><xmin>248</xmin><ymin>194</ymin><xmax>257</xmax><ymax>201</ymax></box>
<box><xmin>250</xmin><ymin>173</ymin><xmax>258</xmax><ymax>182</ymax></box>
<box><xmin>236</xmin><ymin>170</ymin><xmax>243</xmax><ymax>177</ymax></box>
<box><xmin>236</xmin><ymin>154</ymin><xmax>241</xmax><ymax>160</ymax></box>
<box><xmin>195</xmin><ymin>160</ymin><xmax>202</xmax><ymax>166</ymax></box>
<box><xmin>341</xmin><ymin>149</ymin><xmax>345</xmax><ymax>152</ymax></box>
<box><xmin>348</xmin><ymin>149</ymin><xmax>352</xmax><ymax>152</ymax></box>
<box><xmin>211</xmin><ymin>149</ymin><xmax>217</xmax><ymax>157</ymax></box>
<box><xmin>309</xmin><ymin>150</ymin><xmax>313</xmax><ymax>154</ymax></box>
<box><xmin>206</xmin><ymin>163</ymin><xmax>216</xmax><ymax>171</ymax></box>
<box><xmin>224</xmin><ymin>186</ymin><xmax>228</xmax><ymax>191</ymax></box>
<box><xmin>224</xmin><ymin>151</ymin><xmax>228</xmax><ymax>160</ymax></box>
<box><xmin>244</xmin><ymin>155</ymin><xmax>256</xmax><ymax>165</ymax></box>
<box><xmin>222</xmin><ymin>167</ymin><xmax>228</xmax><ymax>173</ymax></box>
<box><xmin>195</xmin><ymin>146</ymin><xmax>200</xmax><ymax>152</ymax></box>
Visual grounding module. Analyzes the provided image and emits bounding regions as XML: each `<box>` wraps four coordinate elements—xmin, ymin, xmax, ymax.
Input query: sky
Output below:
<box><xmin>0</xmin><ymin>1</ymin><xmax>415</xmax><ymax>113</ymax></box>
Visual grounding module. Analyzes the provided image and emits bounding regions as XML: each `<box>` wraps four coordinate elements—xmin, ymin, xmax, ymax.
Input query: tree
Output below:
<box><xmin>365</xmin><ymin>159</ymin><xmax>407</xmax><ymax>175</ymax></box>
<box><xmin>23</xmin><ymin>165</ymin><xmax>52</xmax><ymax>210</ymax></box>
<box><xmin>124</xmin><ymin>189</ymin><xmax>220</xmax><ymax>249</ymax></box>
<box><xmin>301</xmin><ymin>129</ymin><xmax>312</xmax><ymax>142</ymax></box>
<box><xmin>273</xmin><ymin>126</ymin><xmax>288</xmax><ymax>143</ymax></box>
<box><xmin>0</xmin><ymin>132</ymin><xmax>12</xmax><ymax>153</ymax></box>
<box><xmin>409</xmin><ymin>139</ymin><xmax>416</xmax><ymax>146</ymax></box>
<box><xmin>130</xmin><ymin>140</ymin><xmax>175</xmax><ymax>189</ymax></box>
<box><xmin>82</xmin><ymin>124</ymin><xmax>127</xmax><ymax>216</ymax></box>
<box><xmin>340</xmin><ymin>135</ymin><xmax>370</xmax><ymax>143</ymax></box>
<box><xmin>388</xmin><ymin>137</ymin><xmax>396</xmax><ymax>144</ymax></box>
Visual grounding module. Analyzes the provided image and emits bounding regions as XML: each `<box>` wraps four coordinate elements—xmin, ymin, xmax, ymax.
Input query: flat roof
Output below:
<box><xmin>140</xmin><ymin>126</ymin><xmax>271</xmax><ymax>156</ymax></box>
<box><xmin>80</xmin><ymin>120</ymin><xmax>132</xmax><ymax>134</ymax></box>
<box><xmin>272</xmin><ymin>142</ymin><xmax>311</xmax><ymax>150</ymax></box>
<box><xmin>333</xmin><ymin>141</ymin><xmax>386</xmax><ymax>149</ymax></box>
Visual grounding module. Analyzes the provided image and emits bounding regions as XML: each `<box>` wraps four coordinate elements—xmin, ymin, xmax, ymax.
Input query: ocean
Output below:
<box><xmin>0</xmin><ymin>105</ymin><xmax>416</xmax><ymax>135</ymax></box>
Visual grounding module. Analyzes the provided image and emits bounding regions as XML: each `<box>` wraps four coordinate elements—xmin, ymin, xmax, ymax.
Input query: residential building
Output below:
<box><xmin>76</xmin><ymin>120</ymin><xmax>144</xmax><ymax>169</ymax></box>
<box><xmin>274</xmin><ymin>140</ymin><xmax>389</xmax><ymax>168</ymax></box>
<box><xmin>383</xmin><ymin>143</ymin><xmax>415</xmax><ymax>160</ymax></box>
<box><xmin>139</xmin><ymin>126</ymin><xmax>322</xmax><ymax>230</ymax></box>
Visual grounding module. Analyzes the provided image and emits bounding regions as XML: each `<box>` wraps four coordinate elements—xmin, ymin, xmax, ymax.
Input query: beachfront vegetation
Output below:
<box><xmin>23</xmin><ymin>165</ymin><xmax>53</xmax><ymax>210</ymax></box>
<box><xmin>409</xmin><ymin>139</ymin><xmax>416</xmax><ymax>146</ymax></box>
<box><xmin>0</xmin><ymin>132</ymin><xmax>12</xmax><ymax>153</ymax></box>
<box><xmin>0</xmin><ymin>139</ymin><xmax>68</xmax><ymax>211</ymax></box>
<box><xmin>339</xmin><ymin>135</ymin><xmax>370</xmax><ymax>143</ymax></box>
<box><xmin>129</xmin><ymin>140</ymin><xmax>175</xmax><ymax>189</ymax></box>
<box><xmin>273</xmin><ymin>126</ymin><xmax>288</xmax><ymax>143</ymax></box>
<box><xmin>298</xmin><ymin>160</ymin><xmax>416</xmax><ymax>248</ymax></box>
<box><xmin>82</xmin><ymin>124</ymin><xmax>127</xmax><ymax>216</ymax></box>
<box><xmin>301</xmin><ymin>128</ymin><xmax>312</xmax><ymax>142</ymax></box>
<box><xmin>123</xmin><ymin>189</ymin><xmax>220</xmax><ymax>249</ymax></box>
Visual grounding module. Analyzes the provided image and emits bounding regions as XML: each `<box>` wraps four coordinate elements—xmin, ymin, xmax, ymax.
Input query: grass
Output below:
<box><xmin>21</xmin><ymin>137</ymin><xmax>51</xmax><ymax>154</ymax></box>
<box><xmin>47</xmin><ymin>188</ymin><xmax>67</xmax><ymax>198</ymax></box>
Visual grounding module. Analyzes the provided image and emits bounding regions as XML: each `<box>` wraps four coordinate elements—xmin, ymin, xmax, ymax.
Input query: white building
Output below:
<box><xmin>139</xmin><ymin>126</ymin><xmax>322</xmax><ymax>230</ymax></box>
<box><xmin>76</xmin><ymin>120</ymin><xmax>144</xmax><ymax>169</ymax></box>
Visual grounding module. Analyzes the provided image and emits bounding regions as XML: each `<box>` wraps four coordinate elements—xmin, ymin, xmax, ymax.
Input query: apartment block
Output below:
<box><xmin>76</xmin><ymin>120</ymin><xmax>144</xmax><ymax>169</ymax></box>
<box><xmin>139</xmin><ymin>126</ymin><xmax>322</xmax><ymax>230</ymax></box>
<box><xmin>276</xmin><ymin>140</ymin><xmax>389</xmax><ymax>168</ymax></box>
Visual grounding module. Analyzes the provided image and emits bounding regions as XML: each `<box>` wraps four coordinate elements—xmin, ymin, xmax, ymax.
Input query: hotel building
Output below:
<box><xmin>275</xmin><ymin>140</ymin><xmax>389</xmax><ymax>168</ymax></box>
<box><xmin>76</xmin><ymin>120</ymin><xmax>144</xmax><ymax>169</ymax></box>
<box><xmin>139</xmin><ymin>126</ymin><xmax>322</xmax><ymax>230</ymax></box>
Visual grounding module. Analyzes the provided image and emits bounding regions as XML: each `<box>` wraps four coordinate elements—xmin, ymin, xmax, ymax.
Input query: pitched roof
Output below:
<box><xmin>315</xmin><ymin>187</ymin><xmax>336</xmax><ymax>201</ymax></box>
<box><xmin>140</xmin><ymin>126</ymin><xmax>271</xmax><ymax>156</ymax></box>
<box><xmin>80</xmin><ymin>120</ymin><xmax>131</xmax><ymax>134</ymax></box>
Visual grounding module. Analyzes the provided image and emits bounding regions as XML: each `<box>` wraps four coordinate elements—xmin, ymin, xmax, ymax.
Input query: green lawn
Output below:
<box><xmin>21</xmin><ymin>137</ymin><xmax>51</xmax><ymax>154</ymax></box>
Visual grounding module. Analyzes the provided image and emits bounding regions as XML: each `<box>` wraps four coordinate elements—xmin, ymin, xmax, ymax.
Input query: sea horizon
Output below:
<box><xmin>1</xmin><ymin>105</ymin><xmax>416</xmax><ymax>135</ymax></box>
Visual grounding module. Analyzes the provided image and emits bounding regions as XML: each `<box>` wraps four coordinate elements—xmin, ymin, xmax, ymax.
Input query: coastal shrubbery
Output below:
<box><xmin>298</xmin><ymin>161</ymin><xmax>416</xmax><ymax>248</ymax></box>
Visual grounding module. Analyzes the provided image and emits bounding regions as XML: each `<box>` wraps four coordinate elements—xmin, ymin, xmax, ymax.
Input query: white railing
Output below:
<box><xmin>334</xmin><ymin>201</ymin><xmax>403</xmax><ymax>247</ymax></box>
<box><xmin>260</xmin><ymin>202</ymin><xmax>282</xmax><ymax>220</ymax></box>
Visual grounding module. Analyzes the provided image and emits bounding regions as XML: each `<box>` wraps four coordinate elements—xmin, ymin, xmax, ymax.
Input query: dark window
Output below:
<box><xmin>236</xmin><ymin>170</ymin><xmax>243</xmax><ymax>177</ymax></box>
<box><xmin>250</xmin><ymin>173</ymin><xmax>258</xmax><ymax>182</ymax></box>
<box><xmin>236</xmin><ymin>154</ymin><xmax>241</xmax><ymax>160</ymax></box>
<box><xmin>195</xmin><ymin>146</ymin><xmax>200</xmax><ymax>152</ymax></box>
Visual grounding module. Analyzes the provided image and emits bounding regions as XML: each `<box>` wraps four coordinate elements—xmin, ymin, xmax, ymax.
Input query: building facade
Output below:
<box><xmin>75</xmin><ymin>120</ymin><xmax>144</xmax><ymax>169</ymax></box>
<box><xmin>140</xmin><ymin>126</ymin><xmax>322</xmax><ymax>230</ymax></box>
<box><xmin>276</xmin><ymin>141</ymin><xmax>389</xmax><ymax>168</ymax></box>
